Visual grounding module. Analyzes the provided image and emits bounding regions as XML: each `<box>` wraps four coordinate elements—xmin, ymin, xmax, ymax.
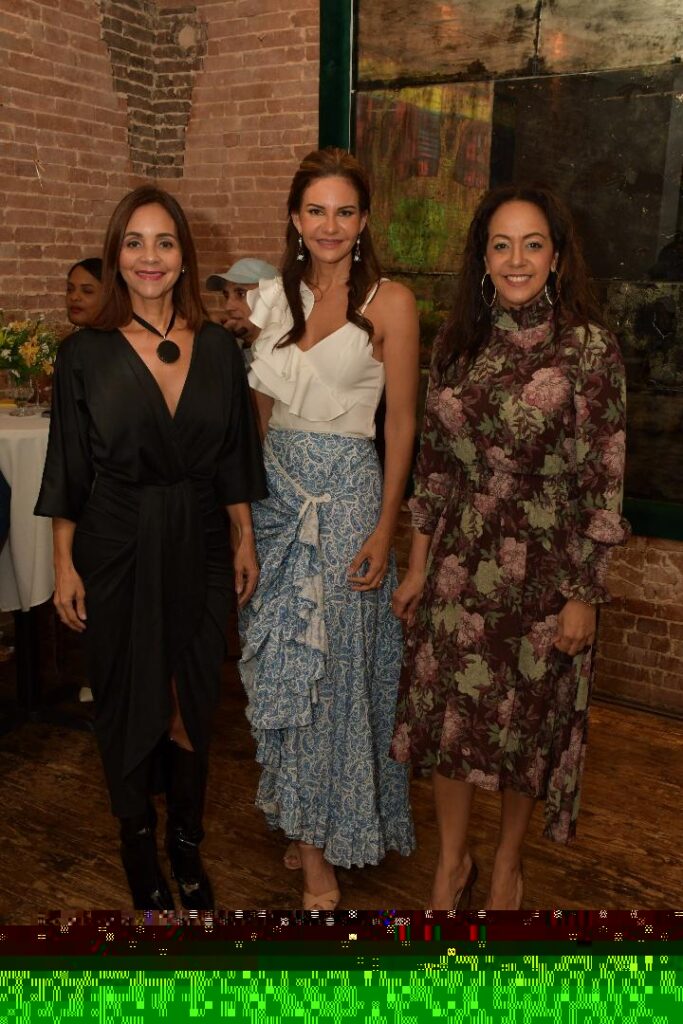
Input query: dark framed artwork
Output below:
<box><xmin>319</xmin><ymin>0</ymin><xmax>683</xmax><ymax>539</ymax></box>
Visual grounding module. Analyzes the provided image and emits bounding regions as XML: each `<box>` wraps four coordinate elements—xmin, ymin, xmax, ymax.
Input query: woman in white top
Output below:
<box><xmin>239</xmin><ymin>148</ymin><xmax>419</xmax><ymax>909</ymax></box>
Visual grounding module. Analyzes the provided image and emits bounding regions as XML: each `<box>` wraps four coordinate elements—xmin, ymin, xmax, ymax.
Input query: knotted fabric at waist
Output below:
<box><xmin>263</xmin><ymin>434</ymin><xmax>332</xmax><ymax>542</ymax></box>
<box><xmin>91</xmin><ymin>473</ymin><xmax>212</xmax><ymax>776</ymax></box>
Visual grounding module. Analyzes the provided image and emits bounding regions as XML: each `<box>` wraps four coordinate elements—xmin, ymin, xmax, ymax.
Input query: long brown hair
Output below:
<box><xmin>437</xmin><ymin>184</ymin><xmax>606</xmax><ymax>378</ymax></box>
<box><xmin>278</xmin><ymin>147</ymin><xmax>382</xmax><ymax>347</ymax></box>
<box><xmin>92</xmin><ymin>185</ymin><xmax>208</xmax><ymax>333</ymax></box>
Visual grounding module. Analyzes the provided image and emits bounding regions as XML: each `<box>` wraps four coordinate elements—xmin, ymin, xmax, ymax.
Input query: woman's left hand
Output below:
<box><xmin>233</xmin><ymin>531</ymin><xmax>259</xmax><ymax>608</ymax></box>
<box><xmin>348</xmin><ymin>528</ymin><xmax>392</xmax><ymax>591</ymax></box>
<box><xmin>553</xmin><ymin>599</ymin><xmax>597</xmax><ymax>656</ymax></box>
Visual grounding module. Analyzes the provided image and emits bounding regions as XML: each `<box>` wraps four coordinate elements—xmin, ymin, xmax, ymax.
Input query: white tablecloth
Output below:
<box><xmin>0</xmin><ymin>409</ymin><xmax>53</xmax><ymax>612</ymax></box>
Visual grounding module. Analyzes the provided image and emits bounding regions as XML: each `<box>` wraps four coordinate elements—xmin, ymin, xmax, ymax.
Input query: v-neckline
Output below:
<box><xmin>296</xmin><ymin>280</ymin><xmax>351</xmax><ymax>354</ymax></box>
<box><xmin>295</xmin><ymin>322</ymin><xmax>349</xmax><ymax>355</ymax></box>
<box><xmin>116</xmin><ymin>326</ymin><xmax>198</xmax><ymax>421</ymax></box>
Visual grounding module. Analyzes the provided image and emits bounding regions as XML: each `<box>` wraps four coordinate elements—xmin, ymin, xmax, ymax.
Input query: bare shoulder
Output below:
<box><xmin>368</xmin><ymin>281</ymin><xmax>418</xmax><ymax>341</ymax></box>
<box><xmin>373</xmin><ymin>279</ymin><xmax>417</xmax><ymax>313</ymax></box>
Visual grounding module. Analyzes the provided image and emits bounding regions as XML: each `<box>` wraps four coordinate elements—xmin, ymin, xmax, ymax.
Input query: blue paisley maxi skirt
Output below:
<box><xmin>238</xmin><ymin>429</ymin><xmax>415</xmax><ymax>868</ymax></box>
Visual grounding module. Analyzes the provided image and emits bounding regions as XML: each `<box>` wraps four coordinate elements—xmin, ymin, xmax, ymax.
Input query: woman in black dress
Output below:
<box><xmin>36</xmin><ymin>186</ymin><xmax>267</xmax><ymax>910</ymax></box>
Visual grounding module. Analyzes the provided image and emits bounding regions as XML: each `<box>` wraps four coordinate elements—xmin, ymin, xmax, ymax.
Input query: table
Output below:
<box><xmin>0</xmin><ymin>408</ymin><xmax>54</xmax><ymax>726</ymax></box>
<box><xmin>0</xmin><ymin>409</ymin><xmax>53</xmax><ymax>612</ymax></box>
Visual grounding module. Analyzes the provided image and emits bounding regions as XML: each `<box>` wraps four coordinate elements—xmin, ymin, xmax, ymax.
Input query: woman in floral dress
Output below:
<box><xmin>391</xmin><ymin>185</ymin><xmax>629</xmax><ymax>910</ymax></box>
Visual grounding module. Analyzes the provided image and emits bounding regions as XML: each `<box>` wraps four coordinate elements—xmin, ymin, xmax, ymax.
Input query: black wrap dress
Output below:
<box><xmin>35</xmin><ymin>323</ymin><xmax>267</xmax><ymax>817</ymax></box>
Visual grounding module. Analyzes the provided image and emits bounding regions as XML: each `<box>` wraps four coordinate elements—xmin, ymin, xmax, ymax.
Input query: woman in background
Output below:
<box><xmin>239</xmin><ymin>148</ymin><xmax>418</xmax><ymax>909</ymax></box>
<box><xmin>391</xmin><ymin>185</ymin><xmax>629</xmax><ymax>910</ymax></box>
<box><xmin>37</xmin><ymin>186</ymin><xmax>266</xmax><ymax>910</ymax></box>
<box><xmin>64</xmin><ymin>256</ymin><xmax>104</xmax><ymax>703</ymax></box>
<box><xmin>65</xmin><ymin>258</ymin><xmax>103</xmax><ymax>328</ymax></box>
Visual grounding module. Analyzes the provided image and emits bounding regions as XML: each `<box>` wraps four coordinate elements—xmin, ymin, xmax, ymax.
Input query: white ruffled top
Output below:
<box><xmin>246</xmin><ymin>276</ymin><xmax>386</xmax><ymax>439</ymax></box>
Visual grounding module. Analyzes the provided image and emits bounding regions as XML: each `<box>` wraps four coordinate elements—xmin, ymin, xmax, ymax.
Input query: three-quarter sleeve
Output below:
<box><xmin>408</xmin><ymin>336</ymin><xmax>457</xmax><ymax>534</ymax></box>
<box><xmin>34</xmin><ymin>333</ymin><xmax>94</xmax><ymax>522</ymax></box>
<box><xmin>215</xmin><ymin>342</ymin><xmax>268</xmax><ymax>506</ymax></box>
<box><xmin>560</xmin><ymin>325</ymin><xmax>631</xmax><ymax>605</ymax></box>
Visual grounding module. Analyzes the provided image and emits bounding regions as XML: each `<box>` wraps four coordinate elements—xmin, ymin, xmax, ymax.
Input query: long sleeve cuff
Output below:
<box><xmin>560</xmin><ymin>509</ymin><xmax>631</xmax><ymax>605</ymax></box>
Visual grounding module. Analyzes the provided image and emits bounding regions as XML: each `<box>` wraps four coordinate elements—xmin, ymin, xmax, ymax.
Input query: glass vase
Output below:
<box><xmin>9</xmin><ymin>382</ymin><xmax>36</xmax><ymax>416</ymax></box>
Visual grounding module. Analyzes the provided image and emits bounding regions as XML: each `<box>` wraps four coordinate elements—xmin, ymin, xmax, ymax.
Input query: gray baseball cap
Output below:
<box><xmin>206</xmin><ymin>258</ymin><xmax>279</xmax><ymax>290</ymax></box>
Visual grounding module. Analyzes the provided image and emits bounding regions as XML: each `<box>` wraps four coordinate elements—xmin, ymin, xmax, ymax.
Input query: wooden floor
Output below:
<box><xmin>0</xmin><ymin>648</ymin><xmax>681</xmax><ymax>921</ymax></box>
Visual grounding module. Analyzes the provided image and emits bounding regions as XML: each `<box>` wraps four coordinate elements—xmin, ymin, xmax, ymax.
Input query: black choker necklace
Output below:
<box><xmin>132</xmin><ymin>310</ymin><xmax>180</xmax><ymax>364</ymax></box>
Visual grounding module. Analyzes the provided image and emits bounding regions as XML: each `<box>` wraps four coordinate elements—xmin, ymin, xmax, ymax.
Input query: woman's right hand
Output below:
<box><xmin>54</xmin><ymin>563</ymin><xmax>87</xmax><ymax>632</ymax></box>
<box><xmin>392</xmin><ymin>568</ymin><xmax>427</xmax><ymax>624</ymax></box>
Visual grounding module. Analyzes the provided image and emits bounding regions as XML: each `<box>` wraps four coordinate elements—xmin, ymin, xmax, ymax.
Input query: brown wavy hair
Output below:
<box><xmin>437</xmin><ymin>184</ymin><xmax>606</xmax><ymax>379</ymax></box>
<box><xmin>278</xmin><ymin>147</ymin><xmax>382</xmax><ymax>347</ymax></box>
<box><xmin>92</xmin><ymin>185</ymin><xmax>208</xmax><ymax>333</ymax></box>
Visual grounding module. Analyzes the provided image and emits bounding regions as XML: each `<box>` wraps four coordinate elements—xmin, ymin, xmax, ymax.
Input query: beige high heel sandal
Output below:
<box><xmin>303</xmin><ymin>887</ymin><xmax>341</xmax><ymax>911</ymax></box>
<box><xmin>427</xmin><ymin>858</ymin><xmax>478</xmax><ymax>912</ymax></box>
<box><xmin>454</xmin><ymin>861</ymin><xmax>478</xmax><ymax>911</ymax></box>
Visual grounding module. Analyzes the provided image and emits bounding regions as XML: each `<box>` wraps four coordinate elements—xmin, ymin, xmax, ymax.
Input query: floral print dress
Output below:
<box><xmin>391</xmin><ymin>298</ymin><xmax>629</xmax><ymax>843</ymax></box>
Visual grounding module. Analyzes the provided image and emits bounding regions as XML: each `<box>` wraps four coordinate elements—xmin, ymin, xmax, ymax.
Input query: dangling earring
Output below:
<box><xmin>180</xmin><ymin>266</ymin><xmax>186</xmax><ymax>275</ymax></box>
<box><xmin>353</xmin><ymin>236</ymin><xmax>361</xmax><ymax>263</ymax></box>
<box><xmin>544</xmin><ymin>268</ymin><xmax>560</xmax><ymax>307</ymax></box>
<box><xmin>296</xmin><ymin>234</ymin><xmax>305</xmax><ymax>261</ymax></box>
<box><xmin>480</xmin><ymin>272</ymin><xmax>496</xmax><ymax>308</ymax></box>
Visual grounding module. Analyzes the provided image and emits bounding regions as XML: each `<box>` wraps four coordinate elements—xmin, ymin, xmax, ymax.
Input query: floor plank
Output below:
<box><xmin>0</xmin><ymin>657</ymin><xmax>681</xmax><ymax>921</ymax></box>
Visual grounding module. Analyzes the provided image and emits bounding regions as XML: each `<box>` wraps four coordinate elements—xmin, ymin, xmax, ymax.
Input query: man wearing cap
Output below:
<box><xmin>206</xmin><ymin>258</ymin><xmax>278</xmax><ymax>360</ymax></box>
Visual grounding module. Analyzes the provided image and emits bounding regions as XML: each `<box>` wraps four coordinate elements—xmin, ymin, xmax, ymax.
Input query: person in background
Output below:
<box><xmin>239</xmin><ymin>148</ymin><xmax>418</xmax><ymax>910</ymax></box>
<box><xmin>66</xmin><ymin>258</ymin><xmax>103</xmax><ymax>328</ymax></box>
<box><xmin>37</xmin><ymin>186</ymin><xmax>267</xmax><ymax>911</ymax></box>
<box><xmin>391</xmin><ymin>184</ymin><xmax>629</xmax><ymax>910</ymax></box>
<box><xmin>0</xmin><ymin>472</ymin><xmax>11</xmax><ymax>662</ymax></box>
<box><xmin>206</xmin><ymin>259</ymin><xmax>278</xmax><ymax>361</ymax></box>
<box><xmin>64</xmin><ymin>257</ymin><xmax>104</xmax><ymax>702</ymax></box>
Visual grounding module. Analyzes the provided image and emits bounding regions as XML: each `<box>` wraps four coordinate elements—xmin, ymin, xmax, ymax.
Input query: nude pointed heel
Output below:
<box><xmin>454</xmin><ymin>860</ymin><xmax>478</xmax><ymax>911</ymax></box>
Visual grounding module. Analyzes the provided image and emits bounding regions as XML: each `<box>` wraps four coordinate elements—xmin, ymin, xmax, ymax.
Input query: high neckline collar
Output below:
<box><xmin>492</xmin><ymin>294</ymin><xmax>554</xmax><ymax>332</ymax></box>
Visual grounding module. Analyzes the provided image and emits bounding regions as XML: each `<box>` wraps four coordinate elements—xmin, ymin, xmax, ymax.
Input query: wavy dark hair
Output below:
<box><xmin>437</xmin><ymin>184</ymin><xmax>606</xmax><ymax>379</ymax></box>
<box><xmin>278</xmin><ymin>147</ymin><xmax>382</xmax><ymax>347</ymax></box>
<box><xmin>92</xmin><ymin>185</ymin><xmax>208</xmax><ymax>333</ymax></box>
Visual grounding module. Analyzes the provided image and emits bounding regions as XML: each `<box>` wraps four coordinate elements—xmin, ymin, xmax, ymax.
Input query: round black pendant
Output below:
<box><xmin>156</xmin><ymin>339</ymin><xmax>181</xmax><ymax>364</ymax></box>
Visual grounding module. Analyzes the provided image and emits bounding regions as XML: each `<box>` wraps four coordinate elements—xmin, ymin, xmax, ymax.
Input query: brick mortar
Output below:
<box><xmin>2</xmin><ymin>0</ymin><xmax>319</xmax><ymax>321</ymax></box>
<box><xmin>98</xmin><ymin>0</ymin><xmax>207</xmax><ymax>177</ymax></box>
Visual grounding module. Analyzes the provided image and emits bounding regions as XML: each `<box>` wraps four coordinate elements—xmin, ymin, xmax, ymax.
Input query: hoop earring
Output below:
<box><xmin>544</xmin><ymin>270</ymin><xmax>560</xmax><ymax>307</ymax></box>
<box><xmin>480</xmin><ymin>272</ymin><xmax>496</xmax><ymax>308</ymax></box>
<box><xmin>353</xmin><ymin>237</ymin><xmax>361</xmax><ymax>263</ymax></box>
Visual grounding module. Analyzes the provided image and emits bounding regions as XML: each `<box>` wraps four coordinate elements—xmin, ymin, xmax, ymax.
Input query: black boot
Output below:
<box><xmin>164</xmin><ymin>741</ymin><xmax>214</xmax><ymax>910</ymax></box>
<box><xmin>119</xmin><ymin>807</ymin><xmax>175</xmax><ymax>911</ymax></box>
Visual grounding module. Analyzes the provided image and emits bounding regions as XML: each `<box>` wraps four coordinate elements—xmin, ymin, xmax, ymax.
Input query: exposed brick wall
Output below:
<box><xmin>161</xmin><ymin>0</ymin><xmax>320</xmax><ymax>296</ymax></box>
<box><xmin>1</xmin><ymin>0</ymin><xmax>318</xmax><ymax>323</ymax></box>
<box><xmin>99</xmin><ymin>0</ymin><xmax>157</xmax><ymax>175</ymax></box>
<box><xmin>595</xmin><ymin>538</ymin><xmax>683</xmax><ymax>716</ymax></box>
<box><xmin>99</xmin><ymin>0</ymin><xmax>208</xmax><ymax>178</ymax></box>
<box><xmin>1</xmin><ymin>1</ymin><xmax>135</xmax><ymax>320</ymax></box>
<box><xmin>155</xmin><ymin>6</ymin><xmax>208</xmax><ymax>177</ymax></box>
